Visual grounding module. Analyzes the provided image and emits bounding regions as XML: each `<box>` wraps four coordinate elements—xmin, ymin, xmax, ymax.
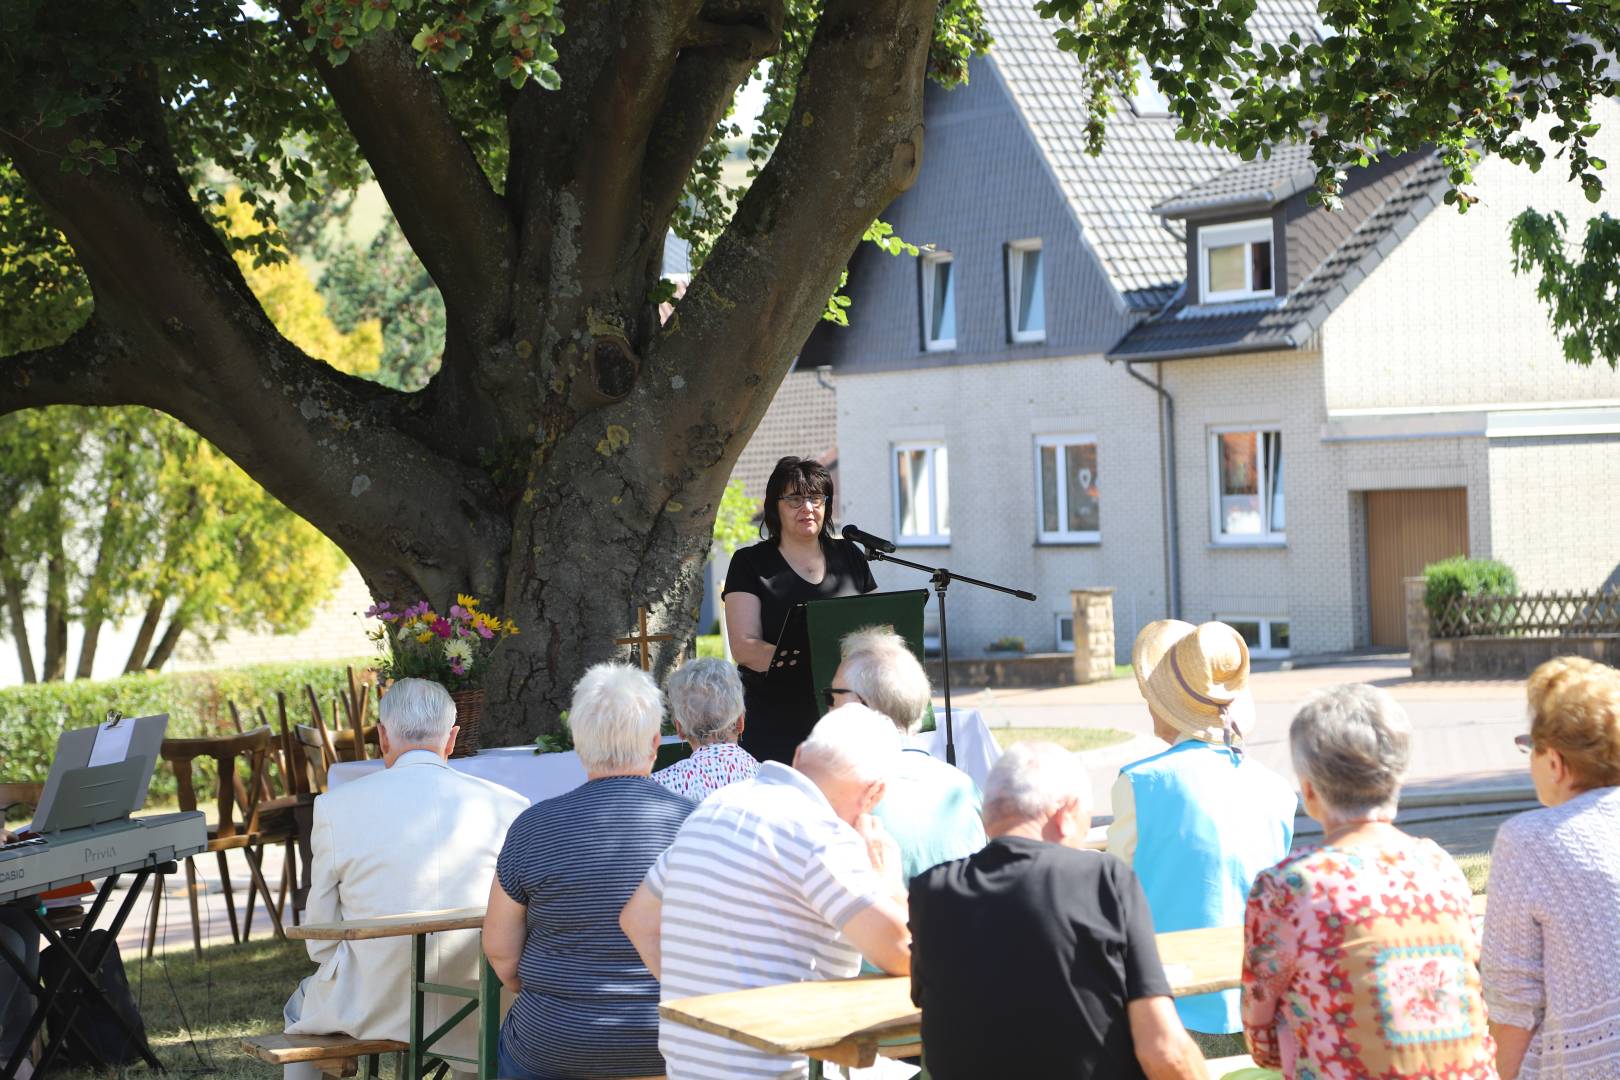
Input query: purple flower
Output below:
<box><xmin>432</xmin><ymin>617</ymin><xmax>452</xmax><ymax>638</ymax></box>
<box><xmin>476</xmin><ymin>624</ymin><xmax>494</xmax><ymax>640</ymax></box>
<box><xmin>449</xmin><ymin>604</ymin><xmax>467</xmax><ymax>619</ymax></box>
<box><xmin>450</xmin><ymin>660</ymin><xmax>466</xmax><ymax>676</ymax></box>
<box><xmin>363</xmin><ymin>601</ymin><xmax>391</xmax><ymax>619</ymax></box>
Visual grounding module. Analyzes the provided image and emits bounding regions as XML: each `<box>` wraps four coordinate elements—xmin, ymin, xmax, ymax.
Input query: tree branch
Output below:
<box><xmin>640</xmin><ymin>0</ymin><xmax>786</xmax><ymax>243</ymax></box>
<box><xmin>275</xmin><ymin>2</ymin><xmax>515</xmax><ymax>342</ymax></box>
<box><xmin>638</xmin><ymin>0</ymin><xmax>934</xmax><ymax>480</ymax></box>
<box><xmin>0</xmin><ymin>83</ymin><xmax>513</xmax><ymax>604</ymax></box>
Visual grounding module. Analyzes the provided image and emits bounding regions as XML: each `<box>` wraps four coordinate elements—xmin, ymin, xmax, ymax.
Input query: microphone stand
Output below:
<box><xmin>857</xmin><ymin>548</ymin><xmax>1036</xmax><ymax>766</ymax></box>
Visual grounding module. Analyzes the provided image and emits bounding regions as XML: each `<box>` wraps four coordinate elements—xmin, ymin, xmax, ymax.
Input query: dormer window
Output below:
<box><xmin>920</xmin><ymin>251</ymin><xmax>957</xmax><ymax>352</ymax></box>
<box><xmin>1198</xmin><ymin>219</ymin><xmax>1274</xmax><ymax>303</ymax></box>
<box><xmin>1129</xmin><ymin>57</ymin><xmax>1172</xmax><ymax>117</ymax></box>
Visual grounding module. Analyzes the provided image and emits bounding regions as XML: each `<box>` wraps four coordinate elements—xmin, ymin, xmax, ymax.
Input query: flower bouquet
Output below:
<box><xmin>366</xmin><ymin>594</ymin><xmax>519</xmax><ymax>756</ymax></box>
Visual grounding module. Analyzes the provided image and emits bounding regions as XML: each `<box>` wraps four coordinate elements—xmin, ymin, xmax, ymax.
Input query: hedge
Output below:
<box><xmin>0</xmin><ymin>658</ymin><xmax>371</xmax><ymax>800</ymax></box>
<box><xmin>1422</xmin><ymin>557</ymin><xmax>1519</xmax><ymax>620</ymax></box>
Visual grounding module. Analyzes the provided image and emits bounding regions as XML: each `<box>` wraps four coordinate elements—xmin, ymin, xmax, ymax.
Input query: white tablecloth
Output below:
<box><xmin>329</xmin><ymin>717</ymin><xmax>1000</xmax><ymax>805</ymax></box>
<box><xmin>907</xmin><ymin>708</ymin><xmax>999</xmax><ymax>790</ymax></box>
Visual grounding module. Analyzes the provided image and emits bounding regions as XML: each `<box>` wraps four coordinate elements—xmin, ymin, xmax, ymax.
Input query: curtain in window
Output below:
<box><xmin>1065</xmin><ymin>442</ymin><xmax>1098</xmax><ymax>533</ymax></box>
<box><xmin>1218</xmin><ymin>431</ymin><xmax>1261</xmax><ymax>534</ymax></box>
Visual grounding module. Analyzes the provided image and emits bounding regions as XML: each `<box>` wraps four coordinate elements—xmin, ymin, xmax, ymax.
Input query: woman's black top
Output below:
<box><xmin>722</xmin><ymin>537</ymin><xmax>878</xmax><ymax>763</ymax></box>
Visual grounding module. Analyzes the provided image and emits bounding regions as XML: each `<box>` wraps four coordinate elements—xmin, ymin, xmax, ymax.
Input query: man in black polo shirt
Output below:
<box><xmin>909</xmin><ymin>742</ymin><xmax>1207</xmax><ymax>1079</ymax></box>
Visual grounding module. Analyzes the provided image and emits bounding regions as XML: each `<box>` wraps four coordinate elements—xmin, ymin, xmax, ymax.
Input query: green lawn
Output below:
<box><xmin>1456</xmin><ymin>851</ymin><xmax>1491</xmax><ymax>895</ymax></box>
<box><xmin>56</xmin><ymin>937</ymin><xmax>316</xmax><ymax>1080</ymax></box>
<box><xmin>993</xmin><ymin>726</ymin><xmax>1135</xmax><ymax>752</ymax></box>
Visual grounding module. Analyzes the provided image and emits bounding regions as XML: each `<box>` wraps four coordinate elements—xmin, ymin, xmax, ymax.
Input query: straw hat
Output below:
<box><xmin>1132</xmin><ymin>620</ymin><xmax>1255</xmax><ymax>747</ymax></box>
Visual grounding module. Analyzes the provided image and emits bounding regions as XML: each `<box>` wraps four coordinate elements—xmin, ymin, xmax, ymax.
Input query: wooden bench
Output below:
<box><xmin>242</xmin><ymin>1033</ymin><xmax>407</xmax><ymax>1078</ymax></box>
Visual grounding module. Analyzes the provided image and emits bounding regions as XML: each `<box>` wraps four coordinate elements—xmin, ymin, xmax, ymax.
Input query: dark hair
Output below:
<box><xmin>761</xmin><ymin>456</ymin><xmax>835</xmax><ymax>544</ymax></box>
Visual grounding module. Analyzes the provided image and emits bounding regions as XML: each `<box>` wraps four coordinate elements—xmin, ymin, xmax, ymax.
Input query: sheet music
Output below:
<box><xmin>87</xmin><ymin>719</ymin><xmax>136</xmax><ymax>767</ymax></box>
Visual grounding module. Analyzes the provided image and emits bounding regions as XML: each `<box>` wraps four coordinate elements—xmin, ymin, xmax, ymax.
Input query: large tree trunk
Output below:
<box><xmin>124</xmin><ymin>595</ymin><xmax>165</xmax><ymax>673</ymax></box>
<box><xmin>0</xmin><ymin>0</ymin><xmax>937</xmax><ymax>738</ymax></box>
<box><xmin>1</xmin><ymin>562</ymin><xmax>36</xmax><ymax>684</ymax></box>
<box><xmin>75</xmin><ymin>620</ymin><xmax>103</xmax><ymax>681</ymax></box>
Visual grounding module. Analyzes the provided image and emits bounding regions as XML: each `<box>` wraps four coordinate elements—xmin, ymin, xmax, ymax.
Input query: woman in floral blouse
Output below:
<box><xmin>1242</xmin><ymin>683</ymin><xmax>1497</xmax><ymax>1079</ymax></box>
<box><xmin>652</xmin><ymin>657</ymin><xmax>759</xmax><ymax>802</ymax></box>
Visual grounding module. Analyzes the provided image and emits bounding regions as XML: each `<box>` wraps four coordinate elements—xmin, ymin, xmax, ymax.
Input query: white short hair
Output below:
<box><xmin>796</xmin><ymin>703</ymin><xmax>902</xmax><ymax>785</ymax></box>
<box><xmin>840</xmin><ymin>627</ymin><xmax>932</xmax><ymax>735</ymax></box>
<box><xmin>982</xmin><ymin>742</ymin><xmax>1092</xmax><ymax>824</ymax></box>
<box><xmin>568</xmin><ymin>663</ymin><xmax>664</xmax><ymax>773</ymax></box>
<box><xmin>666</xmin><ymin>658</ymin><xmax>745</xmax><ymax>745</ymax></box>
<box><xmin>379</xmin><ymin>678</ymin><xmax>456</xmax><ymax>746</ymax></box>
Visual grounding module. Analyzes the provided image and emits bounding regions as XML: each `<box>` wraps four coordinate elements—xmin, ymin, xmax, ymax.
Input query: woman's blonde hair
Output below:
<box><xmin>1527</xmin><ymin>657</ymin><xmax>1620</xmax><ymax>790</ymax></box>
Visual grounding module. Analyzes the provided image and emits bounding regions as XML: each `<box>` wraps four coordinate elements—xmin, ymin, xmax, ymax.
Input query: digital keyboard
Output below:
<box><xmin>0</xmin><ymin>812</ymin><xmax>206</xmax><ymax>903</ymax></box>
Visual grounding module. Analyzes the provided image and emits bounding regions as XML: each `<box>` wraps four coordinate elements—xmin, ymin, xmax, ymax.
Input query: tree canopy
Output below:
<box><xmin>4</xmin><ymin>0</ymin><xmax>1619</xmax><ymax>735</ymax></box>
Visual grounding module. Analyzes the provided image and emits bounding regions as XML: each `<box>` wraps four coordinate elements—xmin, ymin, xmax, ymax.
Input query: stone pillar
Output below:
<box><xmin>1404</xmin><ymin>576</ymin><xmax>1431</xmax><ymax>677</ymax></box>
<box><xmin>1071</xmin><ymin>588</ymin><xmax>1116</xmax><ymax>684</ymax></box>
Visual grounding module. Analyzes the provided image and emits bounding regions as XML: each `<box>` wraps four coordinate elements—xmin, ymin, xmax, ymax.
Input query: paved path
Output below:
<box><xmin>937</xmin><ymin>655</ymin><xmax>1533</xmax><ymax>817</ymax></box>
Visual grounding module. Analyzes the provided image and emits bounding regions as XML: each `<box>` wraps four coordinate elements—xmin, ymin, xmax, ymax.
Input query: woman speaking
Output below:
<box><xmin>723</xmin><ymin>456</ymin><xmax>878</xmax><ymax>764</ymax></box>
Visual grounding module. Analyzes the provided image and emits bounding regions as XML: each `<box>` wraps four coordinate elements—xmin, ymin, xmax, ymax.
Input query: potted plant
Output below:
<box><xmin>986</xmin><ymin>635</ymin><xmax>1027</xmax><ymax>654</ymax></box>
<box><xmin>366</xmin><ymin>594</ymin><xmax>519</xmax><ymax>756</ymax></box>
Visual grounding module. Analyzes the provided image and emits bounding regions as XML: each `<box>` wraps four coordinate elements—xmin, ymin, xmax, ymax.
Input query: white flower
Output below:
<box><xmin>444</xmin><ymin>638</ymin><xmax>474</xmax><ymax>666</ymax></box>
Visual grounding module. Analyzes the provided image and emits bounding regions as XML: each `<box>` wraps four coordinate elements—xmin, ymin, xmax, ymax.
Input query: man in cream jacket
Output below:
<box><xmin>283</xmin><ymin>678</ymin><xmax>527</xmax><ymax>1079</ymax></box>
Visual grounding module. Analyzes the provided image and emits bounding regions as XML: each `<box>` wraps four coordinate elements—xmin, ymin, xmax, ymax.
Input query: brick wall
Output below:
<box><xmin>1487</xmin><ymin>435</ymin><xmax>1620</xmax><ymax>591</ymax></box>
<box><xmin>169</xmin><ymin>563</ymin><xmax>375</xmax><ymax>672</ymax></box>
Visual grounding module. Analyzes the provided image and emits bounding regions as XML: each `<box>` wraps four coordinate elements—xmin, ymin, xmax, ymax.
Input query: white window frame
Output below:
<box><xmin>1034</xmin><ymin>434</ymin><xmax>1100</xmax><ymax>543</ymax></box>
<box><xmin>920</xmin><ymin>251</ymin><xmax>957</xmax><ymax>352</ymax></box>
<box><xmin>1209</xmin><ymin>425</ymin><xmax>1285</xmax><ymax>545</ymax></box>
<box><xmin>892</xmin><ymin>442</ymin><xmax>950</xmax><ymax>545</ymax></box>
<box><xmin>1218</xmin><ymin>615</ymin><xmax>1292</xmax><ymax>659</ymax></box>
<box><xmin>1055</xmin><ymin>612</ymin><xmax>1076</xmax><ymax>654</ymax></box>
<box><xmin>1006</xmin><ymin>238</ymin><xmax>1046</xmax><ymax>344</ymax></box>
<box><xmin>1198</xmin><ymin>218</ymin><xmax>1275</xmax><ymax>304</ymax></box>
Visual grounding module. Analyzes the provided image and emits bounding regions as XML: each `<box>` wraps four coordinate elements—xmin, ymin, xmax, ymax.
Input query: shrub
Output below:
<box><xmin>987</xmin><ymin>635</ymin><xmax>1026</xmax><ymax>653</ymax></box>
<box><xmin>0</xmin><ymin>658</ymin><xmax>370</xmax><ymax>799</ymax></box>
<box><xmin>1423</xmin><ymin>557</ymin><xmax>1518</xmax><ymax>620</ymax></box>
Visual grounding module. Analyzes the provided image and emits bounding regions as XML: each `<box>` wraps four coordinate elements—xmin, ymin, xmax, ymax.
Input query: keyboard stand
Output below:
<box><xmin>0</xmin><ymin>864</ymin><xmax>173</xmax><ymax>1079</ymax></box>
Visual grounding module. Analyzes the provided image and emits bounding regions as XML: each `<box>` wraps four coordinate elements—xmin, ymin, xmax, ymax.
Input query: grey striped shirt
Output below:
<box><xmin>647</xmin><ymin>761</ymin><xmax>884</xmax><ymax>1079</ymax></box>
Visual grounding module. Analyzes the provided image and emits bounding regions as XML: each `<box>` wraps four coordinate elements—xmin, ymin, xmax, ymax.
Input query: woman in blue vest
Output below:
<box><xmin>1106</xmin><ymin>620</ymin><xmax>1296</xmax><ymax>1053</ymax></box>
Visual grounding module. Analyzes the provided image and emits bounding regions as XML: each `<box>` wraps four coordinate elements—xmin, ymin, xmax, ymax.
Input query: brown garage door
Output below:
<box><xmin>1366</xmin><ymin>488</ymin><xmax>1470</xmax><ymax>648</ymax></box>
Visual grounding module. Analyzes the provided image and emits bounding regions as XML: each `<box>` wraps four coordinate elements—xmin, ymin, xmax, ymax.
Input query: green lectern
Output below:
<box><xmin>764</xmin><ymin>589</ymin><xmax>930</xmax><ymax>722</ymax></box>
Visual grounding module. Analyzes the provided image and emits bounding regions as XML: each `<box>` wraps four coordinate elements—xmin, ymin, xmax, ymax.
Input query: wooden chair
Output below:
<box><xmin>305</xmin><ymin>684</ymin><xmax>379</xmax><ymax>764</ymax></box>
<box><xmin>144</xmin><ymin>727</ymin><xmax>289</xmax><ymax>956</ymax></box>
<box><xmin>242</xmin><ymin>1033</ymin><xmax>405</xmax><ymax>1078</ymax></box>
<box><xmin>293</xmin><ymin>724</ymin><xmax>337</xmax><ymax>794</ymax></box>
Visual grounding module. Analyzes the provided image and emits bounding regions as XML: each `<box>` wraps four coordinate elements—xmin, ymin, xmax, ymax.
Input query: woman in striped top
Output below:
<box><xmin>484</xmin><ymin>664</ymin><xmax>694</xmax><ymax>1080</ymax></box>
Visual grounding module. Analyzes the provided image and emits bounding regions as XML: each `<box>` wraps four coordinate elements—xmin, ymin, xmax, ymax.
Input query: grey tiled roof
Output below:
<box><xmin>1108</xmin><ymin>150</ymin><xmax>1451</xmax><ymax>361</ymax></box>
<box><xmin>1154</xmin><ymin>142</ymin><xmax>1317</xmax><ymax>218</ymax></box>
<box><xmin>983</xmin><ymin>0</ymin><xmax>1322</xmax><ymax>309</ymax></box>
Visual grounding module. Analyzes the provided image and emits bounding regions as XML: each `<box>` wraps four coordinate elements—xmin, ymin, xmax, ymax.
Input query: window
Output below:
<box><xmin>1035</xmin><ymin>435</ymin><xmax>1099</xmax><ymax>542</ymax></box>
<box><xmin>920</xmin><ymin>252</ymin><xmax>956</xmax><ymax>351</ymax></box>
<box><xmin>1129</xmin><ymin>56</ymin><xmax>1172</xmax><ymax>117</ymax></box>
<box><xmin>894</xmin><ymin>443</ymin><xmax>950</xmax><ymax>544</ymax></box>
<box><xmin>1210</xmin><ymin>427</ymin><xmax>1284</xmax><ymax>543</ymax></box>
<box><xmin>1222</xmin><ymin>616</ymin><xmax>1291</xmax><ymax>659</ymax></box>
<box><xmin>1055</xmin><ymin>613</ymin><xmax>1075</xmax><ymax>653</ymax></box>
<box><xmin>1006</xmin><ymin>239</ymin><xmax>1046</xmax><ymax>343</ymax></box>
<box><xmin>1198</xmin><ymin>219</ymin><xmax>1274</xmax><ymax>303</ymax></box>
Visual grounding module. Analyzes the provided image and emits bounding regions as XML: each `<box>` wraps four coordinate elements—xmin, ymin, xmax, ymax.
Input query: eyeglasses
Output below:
<box><xmin>822</xmin><ymin>686</ymin><xmax>863</xmax><ymax>709</ymax></box>
<box><xmin>1515</xmin><ymin>733</ymin><xmax>1535</xmax><ymax>754</ymax></box>
<box><xmin>780</xmin><ymin>494</ymin><xmax>826</xmax><ymax>509</ymax></box>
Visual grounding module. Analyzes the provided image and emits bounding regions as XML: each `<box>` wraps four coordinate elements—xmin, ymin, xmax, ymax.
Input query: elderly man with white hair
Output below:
<box><xmin>830</xmin><ymin>626</ymin><xmax>984</xmax><ymax>882</ymax></box>
<box><xmin>483</xmin><ymin>663</ymin><xmax>694</xmax><ymax>1080</ymax></box>
<box><xmin>283</xmin><ymin>677</ymin><xmax>528</xmax><ymax>1080</ymax></box>
<box><xmin>652</xmin><ymin>657</ymin><xmax>759</xmax><ymax>801</ymax></box>
<box><xmin>909</xmin><ymin>742</ymin><xmax>1206</xmax><ymax>1080</ymax></box>
<box><xmin>619</xmin><ymin>703</ymin><xmax>911</xmax><ymax>1080</ymax></box>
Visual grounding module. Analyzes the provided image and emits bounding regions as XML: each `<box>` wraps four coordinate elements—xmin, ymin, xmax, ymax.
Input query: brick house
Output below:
<box><xmin>802</xmin><ymin>0</ymin><xmax>1620</xmax><ymax>662</ymax></box>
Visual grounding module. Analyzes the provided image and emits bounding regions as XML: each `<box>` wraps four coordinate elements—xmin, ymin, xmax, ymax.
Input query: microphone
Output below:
<box><xmin>841</xmin><ymin>523</ymin><xmax>896</xmax><ymax>554</ymax></box>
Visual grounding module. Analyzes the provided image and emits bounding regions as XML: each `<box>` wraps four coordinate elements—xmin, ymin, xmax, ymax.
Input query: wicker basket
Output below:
<box><xmin>450</xmin><ymin>688</ymin><xmax>485</xmax><ymax>758</ymax></box>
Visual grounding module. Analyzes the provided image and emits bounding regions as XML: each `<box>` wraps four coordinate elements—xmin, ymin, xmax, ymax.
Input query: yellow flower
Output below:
<box><xmin>481</xmin><ymin>614</ymin><xmax>502</xmax><ymax>633</ymax></box>
<box><xmin>504</xmin><ymin>621</ymin><xmax>520</xmax><ymax>637</ymax></box>
<box><xmin>457</xmin><ymin>593</ymin><xmax>479</xmax><ymax>610</ymax></box>
<box><xmin>416</xmin><ymin>631</ymin><xmax>435</xmax><ymax>644</ymax></box>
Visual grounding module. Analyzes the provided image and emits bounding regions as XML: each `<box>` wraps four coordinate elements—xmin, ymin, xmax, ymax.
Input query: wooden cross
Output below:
<box><xmin>615</xmin><ymin>606</ymin><xmax>674</xmax><ymax>671</ymax></box>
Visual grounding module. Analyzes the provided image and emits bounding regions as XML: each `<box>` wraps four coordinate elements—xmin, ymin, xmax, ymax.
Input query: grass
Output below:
<box><xmin>1456</xmin><ymin>851</ymin><xmax>1491</xmax><ymax>895</ymax></box>
<box><xmin>993</xmin><ymin>726</ymin><xmax>1135</xmax><ymax>752</ymax></box>
<box><xmin>696</xmin><ymin>633</ymin><xmax>725</xmax><ymax>659</ymax></box>
<box><xmin>53</xmin><ymin>937</ymin><xmax>315</xmax><ymax>1080</ymax></box>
